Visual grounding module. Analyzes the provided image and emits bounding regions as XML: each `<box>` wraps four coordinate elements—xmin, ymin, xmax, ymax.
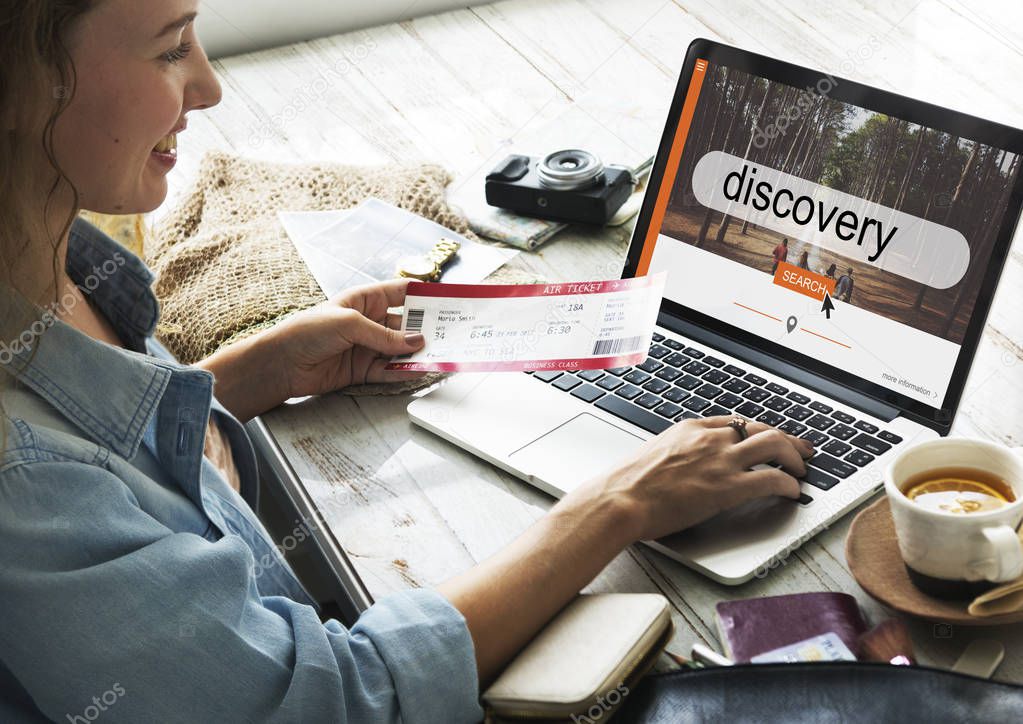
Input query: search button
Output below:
<box><xmin>773</xmin><ymin>261</ymin><xmax>836</xmax><ymax>302</ymax></box>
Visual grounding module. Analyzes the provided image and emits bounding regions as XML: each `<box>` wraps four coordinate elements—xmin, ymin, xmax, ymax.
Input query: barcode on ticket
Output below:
<box><xmin>405</xmin><ymin>308</ymin><xmax>425</xmax><ymax>334</ymax></box>
<box><xmin>591</xmin><ymin>336</ymin><xmax>643</xmax><ymax>356</ymax></box>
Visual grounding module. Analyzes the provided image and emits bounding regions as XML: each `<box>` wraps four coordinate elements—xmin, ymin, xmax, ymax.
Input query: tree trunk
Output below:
<box><xmin>711</xmin><ymin>75</ymin><xmax>758</xmax><ymax>245</ymax></box>
<box><xmin>698</xmin><ymin>71</ymin><xmax>752</xmax><ymax>247</ymax></box>
<box><xmin>781</xmin><ymin>98</ymin><xmax>818</xmax><ymax>174</ymax></box>
<box><xmin>894</xmin><ymin>127</ymin><xmax>926</xmax><ymax>210</ymax></box>
<box><xmin>695</xmin><ymin>68</ymin><xmax>732</xmax><ymax>247</ymax></box>
<box><xmin>739</xmin><ymin>83</ymin><xmax>777</xmax><ymax>235</ymax></box>
<box><xmin>942</xmin><ymin>141</ymin><xmax>980</xmax><ymax>226</ymax></box>
<box><xmin>940</xmin><ymin>151</ymin><xmax>1016</xmax><ymax>337</ymax></box>
<box><xmin>913</xmin><ymin>134</ymin><xmax>962</xmax><ymax>316</ymax></box>
<box><xmin>873</xmin><ymin>119</ymin><xmax>903</xmax><ymax>204</ymax></box>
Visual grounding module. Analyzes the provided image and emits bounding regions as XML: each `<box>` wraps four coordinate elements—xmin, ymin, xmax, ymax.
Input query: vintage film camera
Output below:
<box><xmin>485</xmin><ymin>149</ymin><xmax>636</xmax><ymax>225</ymax></box>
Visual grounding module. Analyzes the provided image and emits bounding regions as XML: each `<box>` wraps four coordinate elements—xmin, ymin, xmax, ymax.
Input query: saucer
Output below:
<box><xmin>846</xmin><ymin>497</ymin><xmax>1023</xmax><ymax>626</ymax></box>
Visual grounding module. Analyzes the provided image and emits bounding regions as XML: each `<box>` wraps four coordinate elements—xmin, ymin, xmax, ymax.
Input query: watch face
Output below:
<box><xmin>396</xmin><ymin>255</ymin><xmax>437</xmax><ymax>280</ymax></box>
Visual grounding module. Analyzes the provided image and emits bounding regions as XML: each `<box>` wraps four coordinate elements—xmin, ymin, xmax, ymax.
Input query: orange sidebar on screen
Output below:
<box><xmin>635</xmin><ymin>58</ymin><xmax>708</xmax><ymax>277</ymax></box>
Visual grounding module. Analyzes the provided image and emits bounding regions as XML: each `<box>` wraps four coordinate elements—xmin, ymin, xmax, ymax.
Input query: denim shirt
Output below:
<box><xmin>0</xmin><ymin>220</ymin><xmax>481</xmax><ymax>723</ymax></box>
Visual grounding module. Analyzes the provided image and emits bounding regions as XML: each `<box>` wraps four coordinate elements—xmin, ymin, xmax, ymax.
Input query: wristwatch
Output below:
<box><xmin>395</xmin><ymin>237</ymin><xmax>461</xmax><ymax>282</ymax></box>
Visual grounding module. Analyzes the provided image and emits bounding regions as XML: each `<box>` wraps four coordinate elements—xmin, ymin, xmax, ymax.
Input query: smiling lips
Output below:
<box><xmin>150</xmin><ymin>131</ymin><xmax>179</xmax><ymax>170</ymax></box>
<box><xmin>153</xmin><ymin>120</ymin><xmax>186</xmax><ymax>160</ymax></box>
<box><xmin>153</xmin><ymin>133</ymin><xmax>177</xmax><ymax>155</ymax></box>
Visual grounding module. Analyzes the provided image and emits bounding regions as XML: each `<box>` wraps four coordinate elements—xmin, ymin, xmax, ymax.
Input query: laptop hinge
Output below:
<box><xmin>658</xmin><ymin>313</ymin><xmax>901</xmax><ymax>423</ymax></box>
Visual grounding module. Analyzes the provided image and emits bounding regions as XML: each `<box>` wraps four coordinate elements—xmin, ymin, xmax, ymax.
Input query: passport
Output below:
<box><xmin>715</xmin><ymin>592</ymin><xmax>868</xmax><ymax>663</ymax></box>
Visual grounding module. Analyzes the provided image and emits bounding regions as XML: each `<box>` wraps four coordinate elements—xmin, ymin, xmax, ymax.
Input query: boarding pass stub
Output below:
<box><xmin>386</xmin><ymin>273</ymin><xmax>666</xmax><ymax>372</ymax></box>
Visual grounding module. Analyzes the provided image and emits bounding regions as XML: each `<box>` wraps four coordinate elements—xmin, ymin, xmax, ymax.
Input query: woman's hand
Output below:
<box><xmin>440</xmin><ymin>414</ymin><xmax>813</xmax><ymax>683</ymax></box>
<box><xmin>198</xmin><ymin>279</ymin><xmax>426</xmax><ymax>422</ymax></box>
<box><xmin>267</xmin><ymin>278</ymin><xmax>427</xmax><ymax>399</ymax></box>
<box><xmin>580</xmin><ymin>415</ymin><xmax>814</xmax><ymax>542</ymax></box>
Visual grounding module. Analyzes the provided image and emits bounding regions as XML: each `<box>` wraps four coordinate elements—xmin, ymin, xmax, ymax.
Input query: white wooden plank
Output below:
<box><xmin>473</xmin><ymin>0</ymin><xmax>674</xmax><ymax>98</ymax></box>
<box><xmin>266</xmin><ymin>393</ymin><xmax>481</xmax><ymax>597</ymax></box>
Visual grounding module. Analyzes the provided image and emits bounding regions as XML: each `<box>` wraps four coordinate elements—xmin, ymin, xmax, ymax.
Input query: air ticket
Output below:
<box><xmin>386</xmin><ymin>273</ymin><xmax>666</xmax><ymax>372</ymax></box>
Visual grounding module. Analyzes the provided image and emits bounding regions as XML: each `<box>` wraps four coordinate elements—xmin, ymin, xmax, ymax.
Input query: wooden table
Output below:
<box><xmin>170</xmin><ymin>0</ymin><xmax>1023</xmax><ymax>681</ymax></box>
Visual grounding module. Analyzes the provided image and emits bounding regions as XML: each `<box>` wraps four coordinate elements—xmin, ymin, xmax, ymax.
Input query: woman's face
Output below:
<box><xmin>53</xmin><ymin>0</ymin><xmax>222</xmax><ymax>214</ymax></box>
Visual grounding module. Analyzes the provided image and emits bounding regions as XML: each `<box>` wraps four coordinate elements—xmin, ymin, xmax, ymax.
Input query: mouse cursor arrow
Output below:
<box><xmin>821</xmin><ymin>292</ymin><xmax>835</xmax><ymax>320</ymax></box>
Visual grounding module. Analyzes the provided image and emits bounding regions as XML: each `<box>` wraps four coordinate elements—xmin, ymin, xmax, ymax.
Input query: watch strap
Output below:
<box><xmin>426</xmin><ymin>238</ymin><xmax>461</xmax><ymax>268</ymax></box>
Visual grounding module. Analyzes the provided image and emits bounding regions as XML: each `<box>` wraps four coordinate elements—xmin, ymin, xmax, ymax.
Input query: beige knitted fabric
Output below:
<box><xmin>148</xmin><ymin>152</ymin><xmax>481</xmax><ymax>362</ymax></box>
<box><xmin>147</xmin><ymin>152</ymin><xmax>536</xmax><ymax>397</ymax></box>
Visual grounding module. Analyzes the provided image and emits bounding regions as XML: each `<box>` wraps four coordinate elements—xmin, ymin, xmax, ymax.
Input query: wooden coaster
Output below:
<box><xmin>846</xmin><ymin>497</ymin><xmax>1023</xmax><ymax>626</ymax></box>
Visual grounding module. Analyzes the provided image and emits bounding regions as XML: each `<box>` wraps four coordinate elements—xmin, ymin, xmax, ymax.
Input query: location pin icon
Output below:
<box><xmin>786</xmin><ymin>316</ymin><xmax>798</xmax><ymax>334</ymax></box>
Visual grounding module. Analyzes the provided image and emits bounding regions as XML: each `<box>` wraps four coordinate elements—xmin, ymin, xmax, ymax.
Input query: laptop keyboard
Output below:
<box><xmin>527</xmin><ymin>331</ymin><xmax>904</xmax><ymax>506</ymax></box>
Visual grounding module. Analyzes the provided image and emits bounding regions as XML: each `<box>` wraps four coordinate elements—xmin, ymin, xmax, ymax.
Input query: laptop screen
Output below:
<box><xmin>627</xmin><ymin>41</ymin><xmax>1023</xmax><ymax>426</ymax></box>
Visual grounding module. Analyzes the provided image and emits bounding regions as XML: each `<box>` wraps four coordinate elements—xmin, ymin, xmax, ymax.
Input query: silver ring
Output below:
<box><xmin>728</xmin><ymin>416</ymin><xmax>749</xmax><ymax>442</ymax></box>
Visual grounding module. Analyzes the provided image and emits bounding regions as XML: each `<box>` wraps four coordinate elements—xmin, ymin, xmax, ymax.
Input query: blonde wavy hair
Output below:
<box><xmin>0</xmin><ymin>0</ymin><xmax>97</xmax><ymax>448</ymax></box>
<box><xmin>1</xmin><ymin>0</ymin><xmax>102</xmax><ymax>290</ymax></box>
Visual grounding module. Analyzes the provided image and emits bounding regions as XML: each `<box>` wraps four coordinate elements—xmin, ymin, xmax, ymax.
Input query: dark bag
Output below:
<box><xmin>616</xmin><ymin>662</ymin><xmax>1023</xmax><ymax>723</ymax></box>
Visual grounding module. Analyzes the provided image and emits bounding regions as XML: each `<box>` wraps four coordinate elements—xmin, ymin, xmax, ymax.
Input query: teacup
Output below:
<box><xmin>884</xmin><ymin>438</ymin><xmax>1023</xmax><ymax>600</ymax></box>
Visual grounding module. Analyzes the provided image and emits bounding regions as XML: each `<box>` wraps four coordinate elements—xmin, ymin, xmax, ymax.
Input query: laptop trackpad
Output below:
<box><xmin>509</xmin><ymin>413</ymin><xmax>644</xmax><ymax>494</ymax></box>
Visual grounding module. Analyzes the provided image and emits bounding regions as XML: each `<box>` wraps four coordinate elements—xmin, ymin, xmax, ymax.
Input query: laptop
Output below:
<box><xmin>409</xmin><ymin>39</ymin><xmax>1023</xmax><ymax>584</ymax></box>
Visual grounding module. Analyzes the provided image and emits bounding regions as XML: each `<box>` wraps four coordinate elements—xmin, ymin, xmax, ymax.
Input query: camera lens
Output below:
<box><xmin>537</xmin><ymin>149</ymin><xmax>605</xmax><ymax>190</ymax></box>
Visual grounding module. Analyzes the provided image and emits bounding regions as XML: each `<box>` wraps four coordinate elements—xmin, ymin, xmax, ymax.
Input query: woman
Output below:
<box><xmin>770</xmin><ymin>237</ymin><xmax>788</xmax><ymax>274</ymax></box>
<box><xmin>0</xmin><ymin>2</ymin><xmax>813</xmax><ymax>721</ymax></box>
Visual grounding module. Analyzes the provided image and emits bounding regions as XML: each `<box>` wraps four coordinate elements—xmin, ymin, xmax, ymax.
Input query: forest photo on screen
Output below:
<box><xmin>662</xmin><ymin>64</ymin><xmax>1020</xmax><ymax>345</ymax></box>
